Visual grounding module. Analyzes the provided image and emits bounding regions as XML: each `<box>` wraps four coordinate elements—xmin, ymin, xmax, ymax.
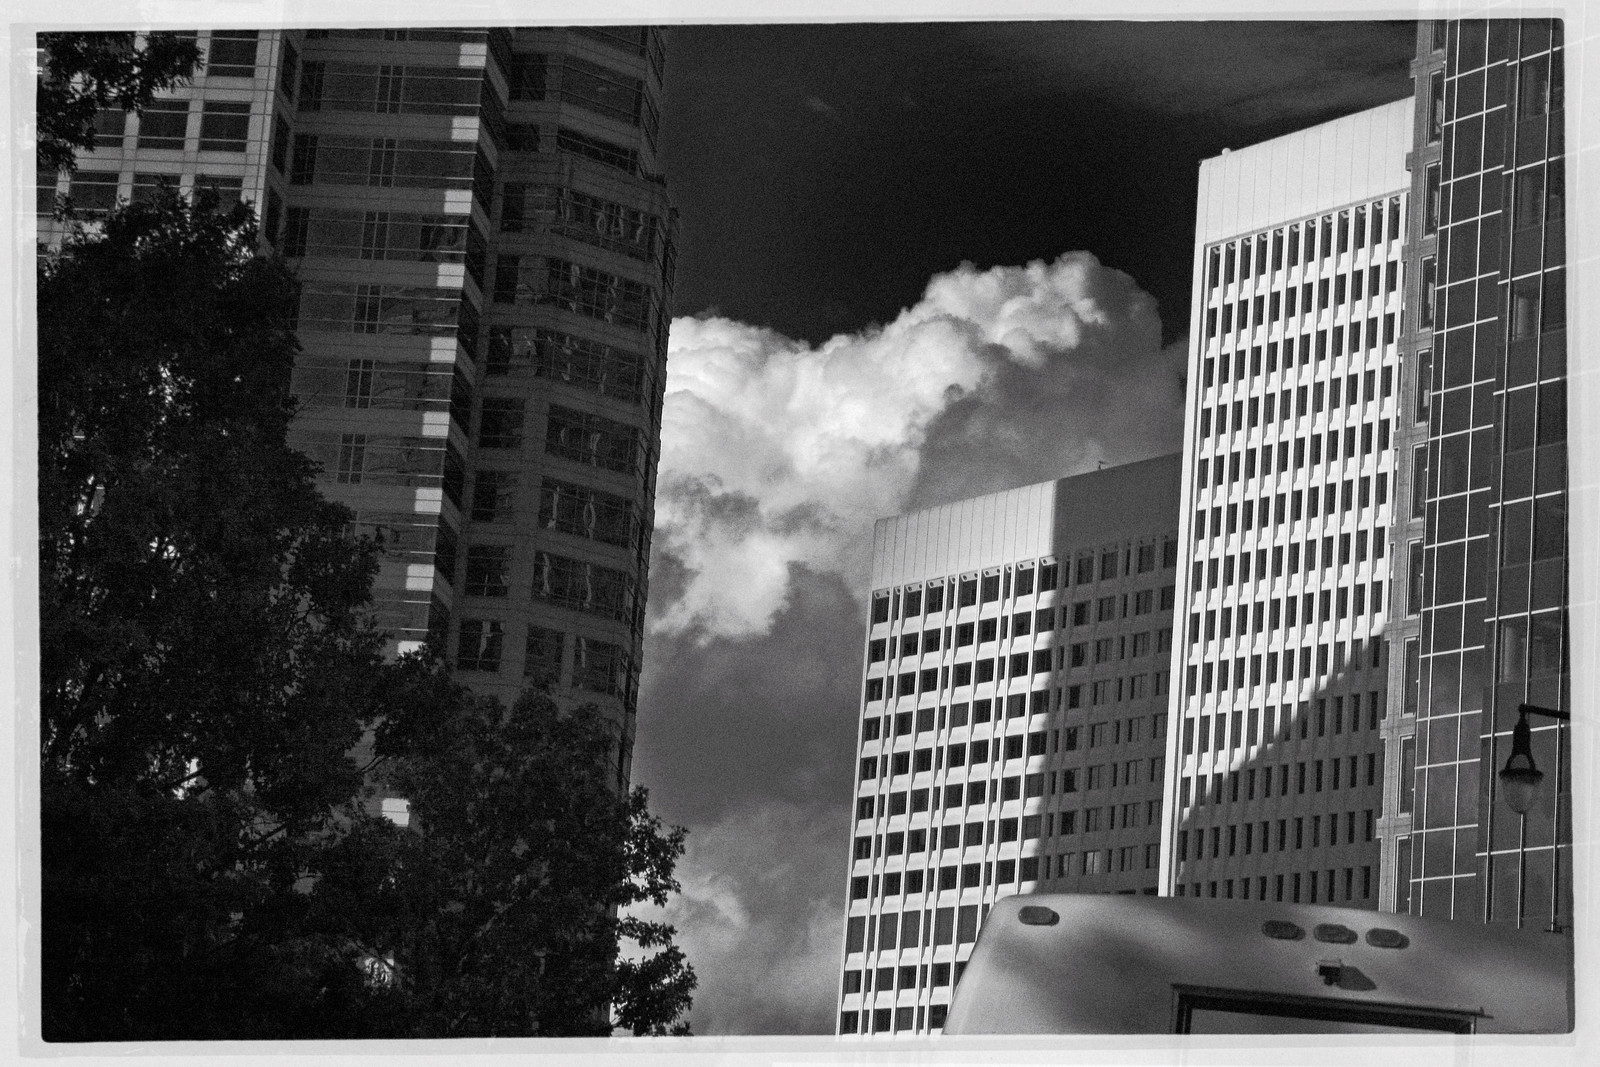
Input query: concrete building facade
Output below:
<box><xmin>837</xmin><ymin>455</ymin><xmax>1182</xmax><ymax>1036</ymax></box>
<box><xmin>1157</xmin><ymin>100</ymin><xmax>1413</xmax><ymax>909</ymax></box>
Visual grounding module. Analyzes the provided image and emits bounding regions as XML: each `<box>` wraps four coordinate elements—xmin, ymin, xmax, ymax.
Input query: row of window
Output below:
<box><xmin>1180</xmin><ymin>691</ymin><xmax>1382</xmax><ymax>760</ymax></box>
<box><xmin>1199</xmin><ymin>400</ymin><xmax>1391</xmax><ymax>472</ymax></box>
<box><xmin>1188</xmin><ymin>584</ymin><xmax>1386</xmax><ymax>647</ymax></box>
<box><xmin>855</xmin><ymin>791</ymin><xmax>1168</xmax><ymax>863</ymax></box>
<box><xmin>506</xmin><ymin>51</ymin><xmax>658</xmax><ymax>141</ymax></box>
<box><xmin>274</xmin><ymin>126</ymin><xmax>480</xmax><ymax>189</ymax></box>
<box><xmin>844</xmin><ymin>960</ymin><xmax>956</xmax><ymax>996</ymax></box>
<box><xmin>43</xmin><ymin>171</ymin><xmax>242</xmax><ymax>217</ymax></box>
<box><xmin>470</xmin><ymin>399</ymin><xmax>648</xmax><ymax>478</ymax></box>
<box><xmin>848</xmin><ymin>854</ymin><xmax>1047</xmax><ymax>905</ymax></box>
<box><xmin>86</xmin><ymin>98</ymin><xmax>253</xmax><ymax>153</ymax></box>
<box><xmin>1205</xmin><ymin>267</ymin><xmax>1400</xmax><ymax>341</ymax></box>
<box><xmin>444</xmin><ymin>549</ymin><xmax>638</xmax><ymax>628</ymax></box>
<box><xmin>839</xmin><ymin>1003</ymin><xmax>949</xmax><ymax>1036</ymax></box>
<box><xmin>858</xmin><ymin>762</ymin><xmax>1164</xmax><ymax>841</ymax></box>
<box><xmin>293</xmin><ymin>61</ymin><xmax>484</xmax><ymax>117</ymax></box>
<box><xmin>871</xmin><ymin>595</ymin><xmax>1176</xmax><ymax>665</ymax></box>
<box><xmin>1193</xmin><ymin>481</ymin><xmax>1390</xmax><ymax>551</ymax></box>
<box><xmin>1174</xmin><ymin>866</ymin><xmax>1374</xmax><ymax>905</ymax></box>
<box><xmin>865</xmin><ymin>665</ymin><xmax>1170</xmax><ymax>708</ymax></box>
<box><xmin>1180</xmin><ymin>754</ymin><xmax>1379</xmax><ymax>811</ymax></box>
<box><xmin>875</xmin><ymin>627</ymin><xmax>1171</xmax><ymax>680</ymax></box>
<box><xmin>456</xmin><ymin>620</ymin><xmax>634</xmax><ymax>699</ymax></box>
<box><xmin>1200</xmin><ymin>367</ymin><xmax>1394</xmax><ymax>448</ymax></box>
<box><xmin>279</xmin><ymin>206</ymin><xmax>471</xmax><ymax>263</ymax></box>
<box><xmin>870</xmin><ymin>541</ymin><xmax>1179</xmax><ymax>623</ymax></box>
<box><xmin>492</xmin><ymin>253</ymin><xmax>658</xmax><ymax>335</ymax></box>
<box><xmin>1184</xmin><ymin>637</ymin><xmax>1383</xmax><ymax>697</ymax></box>
<box><xmin>1205</xmin><ymin>198</ymin><xmax>1403</xmax><ymax>292</ymax></box>
<box><xmin>1201</xmin><ymin>335</ymin><xmax>1397</xmax><ymax>419</ymax></box>
<box><xmin>500</xmin><ymin>182</ymin><xmax>663</xmax><ymax>262</ymax></box>
<box><xmin>297</xmin><ymin>282</ymin><xmax>462</xmax><ymax>337</ymax></box>
<box><xmin>486</xmin><ymin>325</ymin><xmax>658</xmax><ymax>412</ymax></box>
<box><xmin>455</xmin><ymin>484</ymin><xmax>639</xmax><ymax>567</ymax></box>
<box><xmin>860</xmin><ymin>704</ymin><xmax>1168</xmax><ymax>750</ymax></box>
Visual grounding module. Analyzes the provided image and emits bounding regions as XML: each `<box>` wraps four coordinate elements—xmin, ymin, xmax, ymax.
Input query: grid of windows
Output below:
<box><xmin>1172</xmin><ymin>131</ymin><xmax>1405</xmax><ymax>906</ymax></box>
<box><xmin>845</xmin><ymin>503</ymin><xmax>1179</xmax><ymax>1034</ymax></box>
<box><xmin>1403</xmin><ymin>18</ymin><xmax>1569</xmax><ymax>925</ymax></box>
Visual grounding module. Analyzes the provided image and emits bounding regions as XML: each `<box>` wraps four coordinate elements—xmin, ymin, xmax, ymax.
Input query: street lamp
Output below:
<box><xmin>1497</xmin><ymin>703</ymin><xmax>1569</xmax><ymax>931</ymax></box>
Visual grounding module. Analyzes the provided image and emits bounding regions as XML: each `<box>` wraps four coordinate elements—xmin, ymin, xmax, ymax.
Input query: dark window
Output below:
<box><xmin>198</xmin><ymin>101</ymin><xmax>251</xmax><ymax>151</ymax></box>
<box><xmin>136</xmin><ymin>98</ymin><xmax>190</xmax><ymax>149</ymax></box>
<box><xmin>457</xmin><ymin>618</ymin><xmax>505</xmax><ymax>672</ymax></box>
<box><xmin>204</xmin><ymin>30</ymin><xmax>259</xmax><ymax>77</ymax></box>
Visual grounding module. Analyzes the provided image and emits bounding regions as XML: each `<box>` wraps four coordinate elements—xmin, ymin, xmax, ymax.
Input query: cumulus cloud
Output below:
<box><xmin>651</xmin><ymin>252</ymin><xmax>1185</xmax><ymax>643</ymax></box>
<box><xmin>635</xmin><ymin>252</ymin><xmax>1188</xmax><ymax>1032</ymax></box>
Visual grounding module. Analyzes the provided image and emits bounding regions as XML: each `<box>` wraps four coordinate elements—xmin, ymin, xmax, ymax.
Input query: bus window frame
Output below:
<box><xmin>1170</xmin><ymin>984</ymin><xmax>1482</xmax><ymax>1034</ymax></box>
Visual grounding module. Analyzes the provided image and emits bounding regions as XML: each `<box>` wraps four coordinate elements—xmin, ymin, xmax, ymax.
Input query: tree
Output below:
<box><xmin>37</xmin><ymin>187</ymin><xmax>408</xmax><ymax>1040</ymax></box>
<box><xmin>306</xmin><ymin>685</ymin><xmax>697</xmax><ymax>1037</ymax></box>
<box><xmin>37</xmin><ymin>74</ymin><xmax>695</xmax><ymax>1041</ymax></box>
<box><xmin>37</xmin><ymin>31</ymin><xmax>202</xmax><ymax>175</ymax></box>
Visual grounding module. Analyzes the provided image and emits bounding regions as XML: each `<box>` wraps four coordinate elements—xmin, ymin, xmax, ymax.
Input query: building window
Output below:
<box><xmin>478</xmin><ymin>397</ymin><xmax>525</xmax><ymax>449</ymax></box>
<box><xmin>65</xmin><ymin>170</ymin><xmax>120</xmax><ymax>217</ymax></box>
<box><xmin>135</xmin><ymin>98</ymin><xmax>190</xmax><ymax>149</ymax></box>
<box><xmin>289</xmin><ymin>133</ymin><xmax>317</xmax><ymax>184</ymax></box>
<box><xmin>531</xmin><ymin>550</ymin><xmax>635</xmax><ymax>622</ymax></box>
<box><xmin>335</xmin><ymin>433</ymin><xmax>366</xmax><ymax>483</ymax></box>
<box><xmin>457</xmin><ymin>619</ymin><xmax>505</xmax><ymax>672</ymax></box>
<box><xmin>198</xmin><ymin>101</ymin><xmax>251</xmax><ymax>151</ymax></box>
<box><xmin>545</xmin><ymin>404</ymin><xmax>640</xmax><ymax>473</ymax></box>
<box><xmin>464</xmin><ymin>545</ymin><xmax>510</xmax><ymax>597</ymax></box>
<box><xmin>573</xmin><ymin>636</ymin><xmax>628</xmax><ymax>696</ymax></box>
<box><xmin>539</xmin><ymin>478</ymin><xmax>637</xmax><ymax>549</ymax></box>
<box><xmin>471</xmin><ymin>469</ymin><xmax>515</xmax><ymax>522</ymax></box>
<box><xmin>524</xmin><ymin>625</ymin><xmax>563</xmax><ymax>683</ymax></box>
<box><xmin>343</xmin><ymin>358</ymin><xmax>375</xmax><ymax>408</ymax></box>
<box><xmin>204</xmin><ymin>30</ymin><xmax>259</xmax><ymax>77</ymax></box>
<box><xmin>555</xmin><ymin>126</ymin><xmax>638</xmax><ymax>174</ymax></box>
<box><xmin>1518</xmin><ymin>54</ymin><xmax>1552</xmax><ymax>119</ymax></box>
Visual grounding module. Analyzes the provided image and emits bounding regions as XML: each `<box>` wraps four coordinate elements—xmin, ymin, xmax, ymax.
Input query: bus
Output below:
<box><xmin>942</xmin><ymin>892</ymin><xmax>1572</xmax><ymax>1034</ymax></box>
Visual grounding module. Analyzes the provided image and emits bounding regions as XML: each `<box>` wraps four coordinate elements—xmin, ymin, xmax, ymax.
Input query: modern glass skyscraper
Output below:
<box><xmin>39</xmin><ymin>26</ymin><xmax>676</xmax><ymax>791</ymax></box>
<box><xmin>1390</xmin><ymin>18</ymin><xmax>1569</xmax><ymax>927</ymax></box>
<box><xmin>837</xmin><ymin>455</ymin><xmax>1182</xmax><ymax>1036</ymax></box>
<box><xmin>1158</xmin><ymin>101</ymin><xmax>1412</xmax><ymax>910</ymax></box>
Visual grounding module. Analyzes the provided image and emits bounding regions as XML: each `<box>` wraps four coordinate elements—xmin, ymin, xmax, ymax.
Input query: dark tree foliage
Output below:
<box><xmin>305</xmin><ymin>686</ymin><xmax>697</xmax><ymax>1037</ymax></box>
<box><xmin>37</xmin><ymin>189</ymin><xmax>405</xmax><ymax>1040</ymax></box>
<box><xmin>38</xmin><ymin>90</ymin><xmax>695</xmax><ymax>1043</ymax></box>
<box><xmin>37</xmin><ymin>31</ymin><xmax>202</xmax><ymax>175</ymax></box>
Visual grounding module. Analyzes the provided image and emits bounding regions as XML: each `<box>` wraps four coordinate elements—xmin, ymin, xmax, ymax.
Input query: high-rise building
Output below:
<box><xmin>39</xmin><ymin>27</ymin><xmax>677</xmax><ymax>790</ymax></box>
<box><xmin>1157</xmin><ymin>100</ymin><xmax>1412</xmax><ymax>909</ymax></box>
<box><xmin>1389</xmin><ymin>18</ymin><xmax>1569</xmax><ymax>927</ymax></box>
<box><xmin>837</xmin><ymin>455</ymin><xmax>1182</xmax><ymax>1036</ymax></box>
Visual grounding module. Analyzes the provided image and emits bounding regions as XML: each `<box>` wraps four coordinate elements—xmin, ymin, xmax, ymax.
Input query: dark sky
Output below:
<box><xmin>626</xmin><ymin>19</ymin><xmax>1417</xmax><ymax>1036</ymax></box>
<box><xmin>658</xmin><ymin>21</ymin><xmax>1417</xmax><ymax>345</ymax></box>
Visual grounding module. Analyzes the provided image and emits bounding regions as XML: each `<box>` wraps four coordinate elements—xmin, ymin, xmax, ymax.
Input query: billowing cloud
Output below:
<box><xmin>633</xmin><ymin>254</ymin><xmax>1186</xmax><ymax>1033</ymax></box>
<box><xmin>650</xmin><ymin>252</ymin><xmax>1185</xmax><ymax>643</ymax></box>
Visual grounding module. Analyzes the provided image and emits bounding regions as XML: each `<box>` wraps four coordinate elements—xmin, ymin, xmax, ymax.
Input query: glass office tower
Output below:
<box><xmin>1392</xmin><ymin>18</ymin><xmax>1569</xmax><ymax>927</ymax></box>
<box><xmin>39</xmin><ymin>26</ymin><xmax>677</xmax><ymax>789</ymax></box>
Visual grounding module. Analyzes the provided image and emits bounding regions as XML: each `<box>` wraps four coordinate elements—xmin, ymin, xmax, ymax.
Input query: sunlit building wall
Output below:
<box><xmin>837</xmin><ymin>455</ymin><xmax>1182</xmax><ymax>1036</ymax></box>
<box><xmin>1158</xmin><ymin>100</ymin><xmax>1412</xmax><ymax>909</ymax></box>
